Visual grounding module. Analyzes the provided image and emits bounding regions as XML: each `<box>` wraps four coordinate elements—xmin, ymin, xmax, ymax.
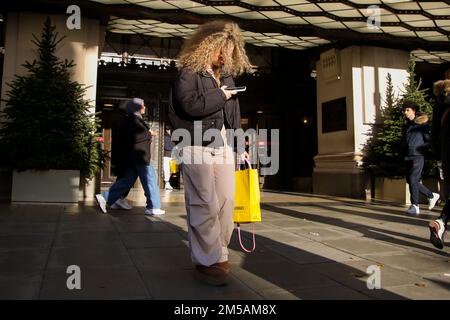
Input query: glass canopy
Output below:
<box><xmin>88</xmin><ymin>0</ymin><xmax>450</xmax><ymax>62</ymax></box>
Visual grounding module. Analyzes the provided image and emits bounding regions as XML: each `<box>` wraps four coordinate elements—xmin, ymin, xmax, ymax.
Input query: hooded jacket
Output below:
<box><xmin>403</xmin><ymin>113</ymin><xmax>431</xmax><ymax>160</ymax></box>
<box><xmin>432</xmin><ymin>79</ymin><xmax>450</xmax><ymax>160</ymax></box>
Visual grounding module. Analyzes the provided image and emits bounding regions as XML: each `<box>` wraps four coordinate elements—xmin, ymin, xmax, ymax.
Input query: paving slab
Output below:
<box><xmin>7</xmin><ymin>205</ymin><xmax>63</xmax><ymax>215</ymax></box>
<box><xmin>121</xmin><ymin>232</ymin><xmax>185</xmax><ymax>249</ymax></box>
<box><xmin>0</xmin><ymin>279</ymin><xmax>41</xmax><ymax>299</ymax></box>
<box><xmin>58</xmin><ymin>217</ymin><xmax>115</xmax><ymax>232</ymax></box>
<box><xmin>367</xmin><ymin>252</ymin><xmax>450</xmax><ymax>276</ymax></box>
<box><xmin>361</xmin><ymin>288</ymin><xmax>409</xmax><ymax>300</ymax></box>
<box><xmin>231</xmin><ymin>263</ymin><xmax>339</xmax><ymax>296</ymax></box>
<box><xmin>285</xmin><ymin>285</ymin><xmax>372</xmax><ymax>300</ymax></box>
<box><xmin>129</xmin><ymin>247</ymin><xmax>192</xmax><ymax>270</ymax></box>
<box><xmin>113</xmin><ymin>220</ymin><xmax>174</xmax><ymax>233</ymax></box>
<box><xmin>0</xmin><ymin>234</ymin><xmax>53</xmax><ymax>250</ymax></box>
<box><xmin>237</xmin><ymin>222</ymin><xmax>279</xmax><ymax>232</ymax></box>
<box><xmin>54</xmin><ymin>231</ymin><xmax>122</xmax><ymax>248</ymax></box>
<box><xmin>307</xmin><ymin>260</ymin><xmax>426</xmax><ymax>293</ymax></box>
<box><xmin>285</xmin><ymin>226</ymin><xmax>357</xmax><ymax>241</ymax></box>
<box><xmin>324</xmin><ymin>237</ymin><xmax>405</xmax><ymax>256</ymax></box>
<box><xmin>266</xmin><ymin>240</ymin><xmax>361</xmax><ymax>265</ymax></box>
<box><xmin>64</xmin><ymin>205</ymin><xmax>99</xmax><ymax>214</ymax></box>
<box><xmin>139</xmin><ymin>268</ymin><xmax>261</xmax><ymax>300</ymax></box>
<box><xmin>40</xmin><ymin>266</ymin><xmax>150</xmax><ymax>300</ymax></box>
<box><xmin>246</xmin><ymin>230</ymin><xmax>307</xmax><ymax>246</ymax></box>
<box><xmin>256</xmin><ymin>288</ymin><xmax>300</xmax><ymax>300</ymax></box>
<box><xmin>0</xmin><ymin>204</ymin><xmax>14</xmax><ymax>219</ymax></box>
<box><xmin>108</xmin><ymin>214</ymin><xmax>151</xmax><ymax>223</ymax></box>
<box><xmin>60</xmin><ymin>211</ymin><xmax>111</xmax><ymax>223</ymax></box>
<box><xmin>370</xmin><ymin>282</ymin><xmax>450</xmax><ymax>300</ymax></box>
<box><xmin>48</xmin><ymin>245</ymin><xmax>132</xmax><ymax>269</ymax></box>
<box><xmin>263</xmin><ymin>218</ymin><xmax>315</xmax><ymax>229</ymax></box>
<box><xmin>0</xmin><ymin>222</ymin><xmax>57</xmax><ymax>235</ymax></box>
<box><xmin>423</xmin><ymin>273</ymin><xmax>450</xmax><ymax>287</ymax></box>
<box><xmin>0</xmin><ymin>248</ymin><xmax>48</xmax><ymax>280</ymax></box>
<box><xmin>227</xmin><ymin>244</ymin><xmax>300</xmax><ymax>267</ymax></box>
<box><xmin>7</xmin><ymin>211</ymin><xmax>61</xmax><ymax>223</ymax></box>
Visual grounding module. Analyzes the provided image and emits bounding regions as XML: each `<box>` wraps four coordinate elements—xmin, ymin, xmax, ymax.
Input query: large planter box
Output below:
<box><xmin>375</xmin><ymin>177</ymin><xmax>441</xmax><ymax>205</ymax></box>
<box><xmin>12</xmin><ymin>170</ymin><xmax>80</xmax><ymax>203</ymax></box>
<box><xmin>375</xmin><ymin>178</ymin><xmax>410</xmax><ymax>204</ymax></box>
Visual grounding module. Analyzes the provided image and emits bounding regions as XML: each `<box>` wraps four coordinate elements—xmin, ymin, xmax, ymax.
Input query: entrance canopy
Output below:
<box><xmin>2</xmin><ymin>0</ymin><xmax>450</xmax><ymax>62</ymax></box>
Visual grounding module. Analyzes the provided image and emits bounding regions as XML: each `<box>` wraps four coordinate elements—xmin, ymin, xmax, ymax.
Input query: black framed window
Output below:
<box><xmin>322</xmin><ymin>97</ymin><xmax>347</xmax><ymax>133</ymax></box>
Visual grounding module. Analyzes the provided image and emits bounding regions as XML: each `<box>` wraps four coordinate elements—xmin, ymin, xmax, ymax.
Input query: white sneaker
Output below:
<box><xmin>165</xmin><ymin>182</ymin><xmax>173</xmax><ymax>190</ymax></box>
<box><xmin>95</xmin><ymin>194</ymin><xmax>107</xmax><ymax>214</ymax></box>
<box><xmin>406</xmin><ymin>204</ymin><xmax>420</xmax><ymax>216</ymax></box>
<box><xmin>428</xmin><ymin>193</ymin><xmax>440</xmax><ymax>211</ymax></box>
<box><xmin>111</xmin><ymin>198</ymin><xmax>132</xmax><ymax>210</ymax></box>
<box><xmin>429</xmin><ymin>219</ymin><xmax>445</xmax><ymax>249</ymax></box>
<box><xmin>144</xmin><ymin>208</ymin><xmax>166</xmax><ymax>216</ymax></box>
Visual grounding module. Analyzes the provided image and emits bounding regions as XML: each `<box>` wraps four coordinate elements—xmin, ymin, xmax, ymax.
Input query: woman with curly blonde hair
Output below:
<box><xmin>168</xmin><ymin>20</ymin><xmax>252</xmax><ymax>286</ymax></box>
<box><xmin>177</xmin><ymin>20</ymin><xmax>253</xmax><ymax>77</ymax></box>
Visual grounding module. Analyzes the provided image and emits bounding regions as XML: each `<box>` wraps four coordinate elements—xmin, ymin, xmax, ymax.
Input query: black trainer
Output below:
<box><xmin>429</xmin><ymin>219</ymin><xmax>445</xmax><ymax>250</ymax></box>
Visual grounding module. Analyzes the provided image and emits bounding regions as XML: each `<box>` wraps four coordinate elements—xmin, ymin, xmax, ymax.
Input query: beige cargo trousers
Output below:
<box><xmin>181</xmin><ymin>127</ymin><xmax>236</xmax><ymax>267</ymax></box>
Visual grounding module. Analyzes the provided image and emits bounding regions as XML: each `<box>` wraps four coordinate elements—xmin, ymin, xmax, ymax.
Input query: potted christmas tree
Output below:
<box><xmin>0</xmin><ymin>18</ymin><xmax>104</xmax><ymax>203</ymax></box>
<box><xmin>362</xmin><ymin>60</ymin><xmax>437</xmax><ymax>204</ymax></box>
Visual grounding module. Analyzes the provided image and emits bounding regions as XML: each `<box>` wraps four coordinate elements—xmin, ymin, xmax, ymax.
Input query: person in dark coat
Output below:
<box><xmin>402</xmin><ymin>100</ymin><xmax>440</xmax><ymax>216</ymax></box>
<box><xmin>429</xmin><ymin>70</ymin><xmax>450</xmax><ymax>249</ymax></box>
<box><xmin>109</xmin><ymin>103</ymin><xmax>134</xmax><ymax>210</ymax></box>
<box><xmin>169</xmin><ymin>20</ymin><xmax>252</xmax><ymax>286</ymax></box>
<box><xmin>95</xmin><ymin>98</ymin><xmax>165</xmax><ymax>216</ymax></box>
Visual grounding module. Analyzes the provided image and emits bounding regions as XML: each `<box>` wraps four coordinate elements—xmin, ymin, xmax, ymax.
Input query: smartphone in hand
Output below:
<box><xmin>225</xmin><ymin>86</ymin><xmax>246</xmax><ymax>92</ymax></box>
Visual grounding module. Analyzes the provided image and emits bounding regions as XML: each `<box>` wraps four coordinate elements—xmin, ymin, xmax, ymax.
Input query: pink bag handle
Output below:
<box><xmin>236</xmin><ymin>223</ymin><xmax>256</xmax><ymax>253</ymax></box>
<box><xmin>235</xmin><ymin>159</ymin><xmax>257</xmax><ymax>253</ymax></box>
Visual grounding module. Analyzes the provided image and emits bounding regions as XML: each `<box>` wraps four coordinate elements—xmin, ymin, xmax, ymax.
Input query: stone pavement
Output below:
<box><xmin>0</xmin><ymin>190</ymin><xmax>449</xmax><ymax>300</ymax></box>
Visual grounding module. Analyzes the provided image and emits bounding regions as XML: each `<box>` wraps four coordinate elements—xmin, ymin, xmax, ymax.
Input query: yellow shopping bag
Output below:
<box><xmin>234</xmin><ymin>164</ymin><xmax>261</xmax><ymax>223</ymax></box>
<box><xmin>169</xmin><ymin>159</ymin><xmax>179</xmax><ymax>174</ymax></box>
<box><xmin>234</xmin><ymin>161</ymin><xmax>261</xmax><ymax>252</ymax></box>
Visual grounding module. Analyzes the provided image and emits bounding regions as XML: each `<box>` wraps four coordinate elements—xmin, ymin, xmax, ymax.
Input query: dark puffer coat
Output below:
<box><xmin>168</xmin><ymin>68</ymin><xmax>241</xmax><ymax>147</ymax></box>
<box><xmin>117</xmin><ymin>114</ymin><xmax>152</xmax><ymax>166</ymax></box>
<box><xmin>403</xmin><ymin>114</ymin><xmax>431</xmax><ymax>160</ymax></box>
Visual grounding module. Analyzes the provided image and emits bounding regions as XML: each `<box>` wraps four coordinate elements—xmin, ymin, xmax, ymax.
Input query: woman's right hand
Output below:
<box><xmin>221</xmin><ymin>86</ymin><xmax>237</xmax><ymax>100</ymax></box>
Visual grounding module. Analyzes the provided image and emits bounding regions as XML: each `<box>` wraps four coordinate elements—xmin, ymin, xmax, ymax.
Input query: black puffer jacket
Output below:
<box><xmin>119</xmin><ymin>114</ymin><xmax>152</xmax><ymax>166</ymax></box>
<box><xmin>168</xmin><ymin>68</ymin><xmax>241</xmax><ymax>147</ymax></box>
<box><xmin>403</xmin><ymin>114</ymin><xmax>431</xmax><ymax>160</ymax></box>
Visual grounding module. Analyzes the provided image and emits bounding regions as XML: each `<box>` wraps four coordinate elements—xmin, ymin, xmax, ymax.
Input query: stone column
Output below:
<box><xmin>1</xmin><ymin>11</ymin><xmax>104</xmax><ymax>202</ymax></box>
<box><xmin>313</xmin><ymin>46</ymin><xmax>409</xmax><ymax>198</ymax></box>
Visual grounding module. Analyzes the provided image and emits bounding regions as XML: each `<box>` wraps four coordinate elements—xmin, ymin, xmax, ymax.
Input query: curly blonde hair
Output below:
<box><xmin>177</xmin><ymin>20</ymin><xmax>253</xmax><ymax>77</ymax></box>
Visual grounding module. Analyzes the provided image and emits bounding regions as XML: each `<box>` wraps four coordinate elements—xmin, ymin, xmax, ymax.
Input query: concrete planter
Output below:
<box><xmin>375</xmin><ymin>177</ymin><xmax>410</xmax><ymax>204</ymax></box>
<box><xmin>375</xmin><ymin>177</ymin><xmax>441</xmax><ymax>205</ymax></box>
<box><xmin>78</xmin><ymin>172</ymin><xmax>98</xmax><ymax>203</ymax></box>
<box><xmin>12</xmin><ymin>170</ymin><xmax>80</xmax><ymax>203</ymax></box>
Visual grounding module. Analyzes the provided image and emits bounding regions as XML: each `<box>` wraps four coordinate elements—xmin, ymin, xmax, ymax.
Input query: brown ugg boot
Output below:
<box><xmin>194</xmin><ymin>261</ymin><xmax>230</xmax><ymax>286</ymax></box>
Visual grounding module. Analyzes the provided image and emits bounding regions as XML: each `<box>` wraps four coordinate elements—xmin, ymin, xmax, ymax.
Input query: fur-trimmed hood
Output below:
<box><xmin>433</xmin><ymin>79</ymin><xmax>450</xmax><ymax>96</ymax></box>
<box><xmin>414</xmin><ymin>113</ymin><xmax>429</xmax><ymax>125</ymax></box>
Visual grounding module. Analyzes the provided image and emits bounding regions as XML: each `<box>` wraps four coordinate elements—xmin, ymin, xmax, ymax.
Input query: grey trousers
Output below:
<box><xmin>181</xmin><ymin>143</ymin><xmax>235</xmax><ymax>267</ymax></box>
